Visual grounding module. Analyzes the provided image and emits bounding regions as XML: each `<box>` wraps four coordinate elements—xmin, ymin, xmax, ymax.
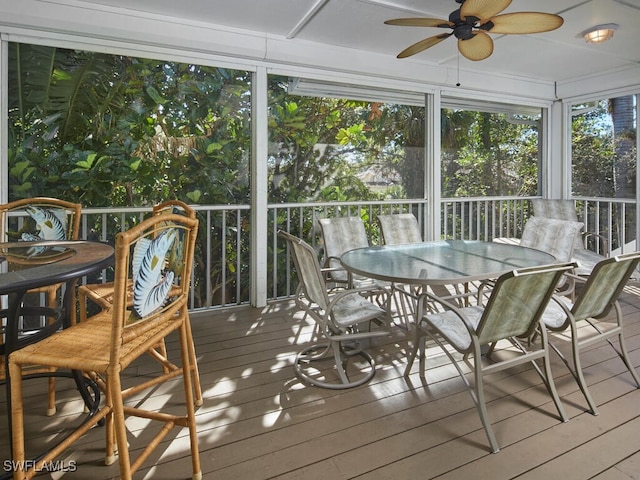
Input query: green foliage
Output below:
<box><xmin>8</xmin><ymin>44</ymin><xmax>251</xmax><ymax>209</ymax></box>
<box><xmin>571</xmin><ymin>113</ymin><xmax>616</xmax><ymax>197</ymax></box>
<box><xmin>571</xmin><ymin>99</ymin><xmax>636</xmax><ymax>199</ymax></box>
<box><xmin>7</xmin><ymin>45</ymin><xmax>636</xmax><ymax>305</ymax></box>
<box><xmin>441</xmin><ymin>109</ymin><xmax>540</xmax><ymax>197</ymax></box>
<box><xmin>267</xmin><ymin>77</ymin><xmax>426</xmax><ymax>203</ymax></box>
<box><xmin>267</xmin><ymin>85</ymin><xmax>367</xmax><ymax>203</ymax></box>
<box><xmin>570</xmin><ymin>98</ymin><xmax>637</xmax><ymax>252</ymax></box>
<box><xmin>7</xmin><ymin>43</ymin><xmax>254</xmax><ymax>306</ymax></box>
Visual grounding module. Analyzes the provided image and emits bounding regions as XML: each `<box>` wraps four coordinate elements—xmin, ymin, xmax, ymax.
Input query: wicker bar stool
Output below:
<box><xmin>9</xmin><ymin>212</ymin><xmax>202</xmax><ymax>480</ymax></box>
<box><xmin>77</xmin><ymin>199</ymin><xmax>202</xmax><ymax>406</ymax></box>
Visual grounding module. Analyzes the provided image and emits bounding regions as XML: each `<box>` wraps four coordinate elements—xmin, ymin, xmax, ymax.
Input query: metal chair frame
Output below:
<box><xmin>405</xmin><ymin>262</ymin><xmax>575</xmax><ymax>453</ymax></box>
<box><xmin>279</xmin><ymin>230</ymin><xmax>391</xmax><ymax>389</ymax></box>
<box><xmin>541</xmin><ymin>251</ymin><xmax>640</xmax><ymax>415</ymax></box>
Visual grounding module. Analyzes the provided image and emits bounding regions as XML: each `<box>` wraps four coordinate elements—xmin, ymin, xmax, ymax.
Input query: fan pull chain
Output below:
<box><xmin>456</xmin><ymin>52</ymin><xmax>461</xmax><ymax>87</ymax></box>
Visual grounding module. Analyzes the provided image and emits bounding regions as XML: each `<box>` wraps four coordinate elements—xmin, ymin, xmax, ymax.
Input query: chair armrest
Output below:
<box><xmin>333</xmin><ymin>284</ymin><xmax>388</xmax><ymax>298</ymax></box>
<box><xmin>547</xmin><ymin>294</ymin><xmax>574</xmax><ymax>324</ymax></box>
<box><xmin>325</xmin><ymin>255</ymin><xmax>349</xmax><ymax>273</ymax></box>
<box><xmin>432</xmin><ymin>283</ymin><xmax>483</xmax><ymax>308</ymax></box>
<box><xmin>321</xmin><ymin>265</ymin><xmax>346</xmax><ymax>274</ymax></box>
<box><xmin>564</xmin><ymin>271</ymin><xmax>586</xmax><ymax>284</ymax></box>
<box><xmin>582</xmin><ymin>231</ymin><xmax>609</xmax><ymax>256</ymax></box>
<box><xmin>416</xmin><ymin>290</ymin><xmax>475</xmax><ymax>334</ymax></box>
<box><xmin>476</xmin><ymin>279</ymin><xmax>496</xmax><ymax>303</ymax></box>
<box><xmin>320</xmin><ymin>261</ymin><xmax>349</xmax><ymax>285</ymax></box>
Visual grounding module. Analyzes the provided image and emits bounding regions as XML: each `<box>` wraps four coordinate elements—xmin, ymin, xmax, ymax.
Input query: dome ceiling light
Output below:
<box><xmin>582</xmin><ymin>23</ymin><xmax>619</xmax><ymax>44</ymax></box>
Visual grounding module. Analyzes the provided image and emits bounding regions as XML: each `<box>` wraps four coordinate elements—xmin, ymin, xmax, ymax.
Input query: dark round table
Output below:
<box><xmin>0</xmin><ymin>240</ymin><xmax>114</xmax><ymax>476</ymax></box>
<box><xmin>1</xmin><ymin>240</ymin><xmax>114</xmax><ymax>351</ymax></box>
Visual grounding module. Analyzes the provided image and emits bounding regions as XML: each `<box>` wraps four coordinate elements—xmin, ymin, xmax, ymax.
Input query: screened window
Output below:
<box><xmin>267</xmin><ymin>76</ymin><xmax>426</xmax><ymax>203</ymax></box>
<box><xmin>570</xmin><ymin>94</ymin><xmax>638</xmax><ymax>255</ymax></box>
<box><xmin>571</xmin><ymin>95</ymin><xmax>637</xmax><ymax>199</ymax></box>
<box><xmin>7</xmin><ymin>42</ymin><xmax>252</xmax><ymax>207</ymax></box>
<box><xmin>441</xmin><ymin>100</ymin><xmax>542</xmax><ymax>197</ymax></box>
<box><xmin>7</xmin><ymin>42</ymin><xmax>253</xmax><ymax>308</ymax></box>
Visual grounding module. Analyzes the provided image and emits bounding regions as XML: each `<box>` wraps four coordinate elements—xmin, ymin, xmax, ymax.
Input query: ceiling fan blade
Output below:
<box><xmin>461</xmin><ymin>0</ymin><xmax>511</xmax><ymax>21</ymax></box>
<box><xmin>458</xmin><ymin>30</ymin><xmax>494</xmax><ymax>61</ymax></box>
<box><xmin>385</xmin><ymin>18</ymin><xmax>452</xmax><ymax>28</ymax></box>
<box><xmin>485</xmin><ymin>12</ymin><xmax>564</xmax><ymax>34</ymax></box>
<box><xmin>397</xmin><ymin>33</ymin><xmax>452</xmax><ymax>58</ymax></box>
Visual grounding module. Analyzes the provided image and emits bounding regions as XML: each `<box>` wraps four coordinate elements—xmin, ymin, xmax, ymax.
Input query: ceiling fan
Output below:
<box><xmin>385</xmin><ymin>0</ymin><xmax>564</xmax><ymax>61</ymax></box>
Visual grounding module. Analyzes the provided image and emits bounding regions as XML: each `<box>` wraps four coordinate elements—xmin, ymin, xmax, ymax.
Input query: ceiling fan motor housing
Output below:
<box><xmin>449</xmin><ymin>8</ymin><xmax>478</xmax><ymax>40</ymax></box>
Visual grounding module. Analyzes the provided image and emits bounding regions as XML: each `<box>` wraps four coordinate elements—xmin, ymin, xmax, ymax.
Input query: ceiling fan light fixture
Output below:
<box><xmin>582</xmin><ymin>23</ymin><xmax>618</xmax><ymax>44</ymax></box>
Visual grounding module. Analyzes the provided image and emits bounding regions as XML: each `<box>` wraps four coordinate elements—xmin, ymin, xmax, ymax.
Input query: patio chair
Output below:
<box><xmin>519</xmin><ymin>216</ymin><xmax>584</xmax><ymax>296</ymax></box>
<box><xmin>318</xmin><ymin>216</ymin><xmax>400</xmax><ymax>323</ymax></box>
<box><xmin>541</xmin><ymin>251</ymin><xmax>640</xmax><ymax>415</ymax></box>
<box><xmin>0</xmin><ymin>197</ymin><xmax>82</xmax><ymax>416</ymax></box>
<box><xmin>78</xmin><ymin>200</ymin><xmax>195</xmax><ymax>320</ymax></box>
<box><xmin>279</xmin><ymin>230</ymin><xmax>391</xmax><ymax>389</ymax></box>
<box><xmin>9</xmin><ymin>213</ymin><xmax>202</xmax><ymax>480</ymax></box>
<box><xmin>520</xmin><ymin>216</ymin><xmax>584</xmax><ymax>261</ymax></box>
<box><xmin>317</xmin><ymin>216</ymin><xmax>374</xmax><ymax>288</ymax></box>
<box><xmin>531</xmin><ymin>199</ymin><xmax>609</xmax><ymax>276</ymax></box>
<box><xmin>404</xmin><ymin>261</ymin><xmax>575</xmax><ymax>453</ymax></box>
<box><xmin>377</xmin><ymin>213</ymin><xmax>465</xmax><ymax>309</ymax></box>
<box><xmin>77</xmin><ymin>199</ymin><xmax>202</xmax><ymax>406</ymax></box>
<box><xmin>376</xmin><ymin>213</ymin><xmax>423</xmax><ymax>245</ymax></box>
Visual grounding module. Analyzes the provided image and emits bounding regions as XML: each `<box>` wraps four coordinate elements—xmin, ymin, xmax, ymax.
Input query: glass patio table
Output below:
<box><xmin>340</xmin><ymin>240</ymin><xmax>557</xmax><ymax>286</ymax></box>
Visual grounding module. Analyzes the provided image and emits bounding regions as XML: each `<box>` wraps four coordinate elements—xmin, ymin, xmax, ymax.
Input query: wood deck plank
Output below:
<box><xmin>1</xmin><ymin>287</ymin><xmax>640</xmax><ymax>479</ymax></box>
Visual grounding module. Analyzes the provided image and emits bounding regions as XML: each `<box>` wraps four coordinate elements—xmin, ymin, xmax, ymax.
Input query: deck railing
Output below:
<box><xmin>79</xmin><ymin>204</ymin><xmax>252</xmax><ymax>313</ymax></box>
<box><xmin>78</xmin><ymin>196</ymin><xmax>637</xmax><ymax>312</ymax></box>
<box><xmin>441</xmin><ymin>196</ymin><xmax>637</xmax><ymax>254</ymax></box>
<box><xmin>441</xmin><ymin>196</ymin><xmax>534</xmax><ymax>240</ymax></box>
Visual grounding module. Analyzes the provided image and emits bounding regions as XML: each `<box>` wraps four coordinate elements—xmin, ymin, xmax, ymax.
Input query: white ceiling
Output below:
<box><xmin>71</xmin><ymin>0</ymin><xmax>640</xmax><ymax>84</ymax></box>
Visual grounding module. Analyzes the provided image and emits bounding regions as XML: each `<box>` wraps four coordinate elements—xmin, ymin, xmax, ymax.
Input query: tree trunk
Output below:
<box><xmin>610</xmin><ymin>95</ymin><xmax>636</xmax><ymax>199</ymax></box>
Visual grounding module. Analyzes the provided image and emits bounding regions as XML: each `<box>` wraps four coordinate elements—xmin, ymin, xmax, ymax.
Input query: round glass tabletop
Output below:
<box><xmin>340</xmin><ymin>240</ymin><xmax>557</xmax><ymax>285</ymax></box>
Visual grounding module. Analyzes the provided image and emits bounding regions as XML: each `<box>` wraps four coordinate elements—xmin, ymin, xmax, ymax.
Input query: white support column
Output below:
<box><xmin>250</xmin><ymin>67</ymin><xmax>268</xmax><ymax>307</ymax></box>
<box><xmin>636</xmin><ymin>93</ymin><xmax>640</xmax><ymax>251</ymax></box>
<box><xmin>425</xmin><ymin>91</ymin><xmax>441</xmax><ymax>241</ymax></box>
<box><xmin>546</xmin><ymin>100</ymin><xmax>565</xmax><ymax>199</ymax></box>
<box><xmin>1</xmin><ymin>37</ymin><xmax>7</xmax><ymax>315</ymax></box>
<box><xmin>0</xmin><ymin>36</ymin><xmax>8</xmax><ymax>206</ymax></box>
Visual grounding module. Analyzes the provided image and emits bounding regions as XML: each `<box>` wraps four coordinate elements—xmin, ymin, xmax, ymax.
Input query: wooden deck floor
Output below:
<box><xmin>3</xmin><ymin>285</ymin><xmax>640</xmax><ymax>479</ymax></box>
